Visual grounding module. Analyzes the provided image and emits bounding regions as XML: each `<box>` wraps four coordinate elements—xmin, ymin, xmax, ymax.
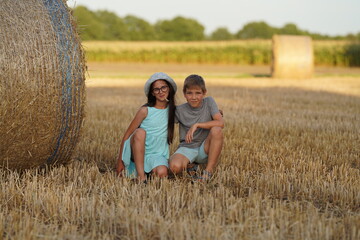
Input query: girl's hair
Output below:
<box><xmin>145</xmin><ymin>80</ymin><xmax>176</xmax><ymax>144</ymax></box>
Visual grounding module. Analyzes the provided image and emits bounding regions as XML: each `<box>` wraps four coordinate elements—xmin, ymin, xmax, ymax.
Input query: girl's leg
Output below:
<box><xmin>130</xmin><ymin>128</ymin><xmax>147</xmax><ymax>181</ymax></box>
<box><xmin>152</xmin><ymin>165</ymin><xmax>168</xmax><ymax>178</ymax></box>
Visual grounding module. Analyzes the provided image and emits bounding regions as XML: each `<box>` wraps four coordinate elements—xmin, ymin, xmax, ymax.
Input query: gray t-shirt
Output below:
<box><xmin>176</xmin><ymin>96</ymin><xmax>219</xmax><ymax>148</ymax></box>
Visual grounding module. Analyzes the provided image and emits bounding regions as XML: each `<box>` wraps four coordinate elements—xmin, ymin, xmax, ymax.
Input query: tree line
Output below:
<box><xmin>73</xmin><ymin>6</ymin><xmax>360</xmax><ymax>41</ymax></box>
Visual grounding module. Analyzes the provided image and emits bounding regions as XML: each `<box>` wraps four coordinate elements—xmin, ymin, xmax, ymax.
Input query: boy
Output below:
<box><xmin>169</xmin><ymin>74</ymin><xmax>224</xmax><ymax>181</ymax></box>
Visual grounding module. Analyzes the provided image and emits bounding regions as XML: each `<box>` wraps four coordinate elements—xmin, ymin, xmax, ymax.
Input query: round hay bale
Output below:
<box><xmin>0</xmin><ymin>0</ymin><xmax>86</xmax><ymax>170</ymax></box>
<box><xmin>271</xmin><ymin>35</ymin><xmax>314</xmax><ymax>79</ymax></box>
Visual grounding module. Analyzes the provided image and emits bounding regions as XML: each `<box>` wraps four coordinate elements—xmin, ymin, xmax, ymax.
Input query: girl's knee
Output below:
<box><xmin>133</xmin><ymin>128</ymin><xmax>146</xmax><ymax>140</ymax></box>
<box><xmin>153</xmin><ymin>166</ymin><xmax>168</xmax><ymax>178</ymax></box>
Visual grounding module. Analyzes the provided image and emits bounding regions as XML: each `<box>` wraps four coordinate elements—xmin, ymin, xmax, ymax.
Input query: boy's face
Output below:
<box><xmin>184</xmin><ymin>86</ymin><xmax>206</xmax><ymax>108</ymax></box>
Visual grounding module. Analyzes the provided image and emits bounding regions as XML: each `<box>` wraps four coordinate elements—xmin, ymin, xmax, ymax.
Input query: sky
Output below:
<box><xmin>68</xmin><ymin>0</ymin><xmax>360</xmax><ymax>36</ymax></box>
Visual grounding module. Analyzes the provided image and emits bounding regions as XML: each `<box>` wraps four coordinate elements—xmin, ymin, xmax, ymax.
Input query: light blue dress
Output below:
<box><xmin>122</xmin><ymin>106</ymin><xmax>169</xmax><ymax>178</ymax></box>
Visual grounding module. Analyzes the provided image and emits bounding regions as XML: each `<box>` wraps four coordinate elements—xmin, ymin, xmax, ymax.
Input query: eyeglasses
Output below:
<box><xmin>152</xmin><ymin>85</ymin><xmax>169</xmax><ymax>94</ymax></box>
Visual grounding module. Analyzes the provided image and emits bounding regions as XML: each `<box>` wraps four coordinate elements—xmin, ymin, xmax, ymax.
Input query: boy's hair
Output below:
<box><xmin>183</xmin><ymin>74</ymin><xmax>206</xmax><ymax>93</ymax></box>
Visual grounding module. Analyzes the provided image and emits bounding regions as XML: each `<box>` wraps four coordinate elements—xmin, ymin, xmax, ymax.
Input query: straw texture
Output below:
<box><xmin>272</xmin><ymin>35</ymin><xmax>314</xmax><ymax>79</ymax></box>
<box><xmin>0</xmin><ymin>0</ymin><xmax>86</xmax><ymax>169</ymax></box>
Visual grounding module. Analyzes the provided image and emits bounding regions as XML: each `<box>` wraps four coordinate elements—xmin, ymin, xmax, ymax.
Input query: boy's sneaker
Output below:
<box><xmin>192</xmin><ymin>170</ymin><xmax>213</xmax><ymax>183</ymax></box>
<box><xmin>186</xmin><ymin>163</ymin><xmax>199</xmax><ymax>176</ymax></box>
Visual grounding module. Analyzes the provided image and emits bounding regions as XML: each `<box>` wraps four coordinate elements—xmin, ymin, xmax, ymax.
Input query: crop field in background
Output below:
<box><xmin>83</xmin><ymin>40</ymin><xmax>360</xmax><ymax>67</ymax></box>
<box><xmin>1</xmin><ymin>63</ymin><xmax>360</xmax><ymax>239</ymax></box>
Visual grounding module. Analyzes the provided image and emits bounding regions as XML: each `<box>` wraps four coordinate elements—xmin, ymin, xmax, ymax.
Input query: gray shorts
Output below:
<box><xmin>174</xmin><ymin>141</ymin><xmax>208</xmax><ymax>164</ymax></box>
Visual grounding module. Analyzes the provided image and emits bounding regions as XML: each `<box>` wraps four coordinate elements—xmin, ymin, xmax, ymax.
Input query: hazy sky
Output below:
<box><xmin>68</xmin><ymin>0</ymin><xmax>360</xmax><ymax>36</ymax></box>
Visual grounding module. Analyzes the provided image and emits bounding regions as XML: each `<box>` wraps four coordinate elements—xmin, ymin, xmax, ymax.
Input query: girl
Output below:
<box><xmin>116</xmin><ymin>72</ymin><xmax>177</xmax><ymax>182</ymax></box>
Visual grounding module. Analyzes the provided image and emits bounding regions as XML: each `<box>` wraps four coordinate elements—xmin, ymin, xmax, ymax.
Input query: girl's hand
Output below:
<box><xmin>185</xmin><ymin>124</ymin><xmax>198</xmax><ymax>143</ymax></box>
<box><xmin>116</xmin><ymin>160</ymin><xmax>125</xmax><ymax>176</ymax></box>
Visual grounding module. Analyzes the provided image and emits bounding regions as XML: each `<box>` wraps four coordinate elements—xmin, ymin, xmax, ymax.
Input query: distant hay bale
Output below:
<box><xmin>272</xmin><ymin>35</ymin><xmax>314</xmax><ymax>79</ymax></box>
<box><xmin>0</xmin><ymin>0</ymin><xmax>86</xmax><ymax>170</ymax></box>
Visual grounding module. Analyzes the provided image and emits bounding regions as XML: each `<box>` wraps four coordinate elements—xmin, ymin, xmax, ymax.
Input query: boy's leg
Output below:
<box><xmin>203</xmin><ymin>126</ymin><xmax>223</xmax><ymax>173</ymax></box>
<box><xmin>169</xmin><ymin>153</ymin><xmax>190</xmax><ymax>174</ymax></box>
<box><xmin>130</xmin><ymin>128</ymin><xmax>147</xmax><ymax>181</ymax></box>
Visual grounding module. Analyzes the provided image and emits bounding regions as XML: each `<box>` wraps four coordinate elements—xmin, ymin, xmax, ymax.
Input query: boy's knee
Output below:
<box><xmin>169</xmin><ymin>160</ymin><xmax>183</xmax><ymax>174</ymax></box>
<box><xmin>210</xmin><ymin>126</ymin><xmax>223</xmax><ymax>139</ymax></box>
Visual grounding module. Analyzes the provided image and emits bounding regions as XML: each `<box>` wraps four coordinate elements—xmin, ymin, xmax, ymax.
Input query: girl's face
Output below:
<box><xmin>151</xmin><ymin>80</ymin><xmax>169</xmax><ymax>102</ymax></box>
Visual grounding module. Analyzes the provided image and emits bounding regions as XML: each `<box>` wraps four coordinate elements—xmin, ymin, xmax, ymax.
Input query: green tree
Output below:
<box><xmin>235</xmin><ymin>21</ymin><xmax>276</xmax><ymax>39</ymax></box>
<box><xmin>124</xmin><ymin>15</ymin><xmax>156</xmax><ymax>40</ymax></box>
<box><xmin>210</xmin><ymin>27</ymin><xmax>234</xmax><ymax>40</ymax></box>
<box><xmin>155</xmin><ymin>16</ymin><xmax>205</xmax><ymax>41</ymax></box>
<box><xmin>73</xmin><ymin>6</ymin><xmax>105</xmax><ymax>40</ymax></box>
<box><xmin>344</xmin><ymin>33</ymin><xmax>357</xmax><ymax>41</ymax></box>
<box><xmin>96</xmin><ymin>10</ymin><xmax>128</xmax><ymax>40</ymax></box>
<box><xmin>310</xmin><ymin>32</ymin><xmax>331</xmax><ymax>40</ymax></box>
<box><xmin>279</xmin><ymin>23</ymin><xmax>302</xmax><ymax>35</ymax></box>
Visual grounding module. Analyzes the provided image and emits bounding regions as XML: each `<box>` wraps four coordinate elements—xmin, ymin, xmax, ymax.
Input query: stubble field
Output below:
<box><xmin>1</xmin><ymin>63</ymin><xmax>359</xmax><ymax>239</ymax></box>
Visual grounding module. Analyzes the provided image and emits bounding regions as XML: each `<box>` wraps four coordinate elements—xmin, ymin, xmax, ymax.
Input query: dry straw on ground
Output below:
<box><xmin>1</xmin><ymin>71</ymin><xmax>359</xmax><ymax>239</ymax></box>
<box><xmin>0</xmin><ymin>0</ymin><xmax>85</xmax><ymax>169</ymax></box>
<box><xmin>272</xmin><ymin>35</ymin><xmax>314</xmax><ymax>79</ymax></box>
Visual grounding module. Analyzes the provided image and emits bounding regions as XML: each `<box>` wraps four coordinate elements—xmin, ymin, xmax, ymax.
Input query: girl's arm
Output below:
<box><xmin>116</xmin><ymin>106</ymin><xmax>148</xmax><ymax>175</ymax></box>
<box><xmin>185</xmin><ymin>112</ymin><xmax>224</xmax><ymax>143</ymax></box>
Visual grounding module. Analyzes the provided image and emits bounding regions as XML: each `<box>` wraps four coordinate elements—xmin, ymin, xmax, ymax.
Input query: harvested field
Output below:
<box><xmin>1</xmin><ymin>63</ymin><xmax>359</xmax><ymax>239</ymax></box>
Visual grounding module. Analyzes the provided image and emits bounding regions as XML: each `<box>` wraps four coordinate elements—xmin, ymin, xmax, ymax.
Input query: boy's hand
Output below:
<box><xmin>186</xmin><ymin>124</ymin><xmax>198</xmax><ymax>143</ymax></box>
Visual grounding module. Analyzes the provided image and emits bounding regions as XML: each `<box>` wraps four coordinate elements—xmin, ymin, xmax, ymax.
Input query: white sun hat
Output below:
<box><xmin>144</xmin><ymin>72</ymin><xmax>177</xmax><ymax>96</ymax></box>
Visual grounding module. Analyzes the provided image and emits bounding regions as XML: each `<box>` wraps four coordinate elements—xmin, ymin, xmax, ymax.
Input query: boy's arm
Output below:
<box><xmin>185</xmin><ymin>112</ymin><xmax>224</xmax><ymax>143</ymax></box>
